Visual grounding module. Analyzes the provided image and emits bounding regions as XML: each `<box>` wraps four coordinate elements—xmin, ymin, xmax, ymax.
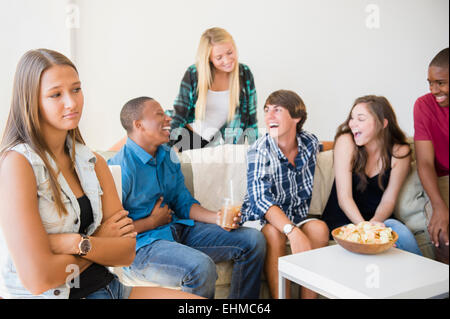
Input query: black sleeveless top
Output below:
<box><xmin>68</xmin><ymin>195</ymin><xmax>114</xmax><ymax>299</ymax></box>
<box><xmin>321</xmin><ymin>168</ymin><xmax>392</xmax><ymax>238</ymax></box>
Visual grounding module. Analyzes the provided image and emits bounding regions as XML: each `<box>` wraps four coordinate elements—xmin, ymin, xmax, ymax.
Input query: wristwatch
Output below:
<box><xmin>283</xmin><ymin>223</ymin><xmax>295</xmax><ymax>235</ymax></box>
<box><xmin>78</xmin><ymin>234</ymin><xmax>92</xmax><ymax>257</ymax></box>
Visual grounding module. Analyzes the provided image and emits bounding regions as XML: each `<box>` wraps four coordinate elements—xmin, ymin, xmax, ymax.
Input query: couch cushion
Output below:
<box><xmin>393</xmin><ymin>162</ymin><xmax>428</xmax><ymax>233</ymax></box>
<box><xmin>309</xmin><ymin>150</ymin><xmax>335</xmax><ymax>216</ymax></box>
<box><xmin>178</xmin><ymin>144</ymin><xmax>250</xmax><ymax>211</ymax></box>
<box><xmin>393</xmin><ymin>162</ymin><xmax>433</xmax><ymax>258</ymax></box>
<box><xmin>179</xmin><ymin>158</ymin><xmax>194</xmax><ymax>196</ymax></box>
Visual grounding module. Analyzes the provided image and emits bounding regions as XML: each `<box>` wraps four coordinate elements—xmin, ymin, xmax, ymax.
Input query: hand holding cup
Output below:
<box><xmin>217</xmin><ymin>198</ymin><xmax>241</xmax><ymax>231</ymax></box>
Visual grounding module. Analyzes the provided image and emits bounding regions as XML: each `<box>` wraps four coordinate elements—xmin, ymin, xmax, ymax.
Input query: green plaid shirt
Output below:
<box><xmin>170</xmin><ymin>63</ymin><xmax>258</xmax><ymax>145</ymax></box>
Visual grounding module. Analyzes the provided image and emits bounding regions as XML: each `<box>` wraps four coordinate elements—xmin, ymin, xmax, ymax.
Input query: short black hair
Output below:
<box><xmin>120</xmin><ymin>96</ymin><xmax>154</xmax><ymax>134</ymax></box>
<box><xmin>429</xmin><ymin>48</ymin><xmax>449</xmax><ymax>69</ymax></box>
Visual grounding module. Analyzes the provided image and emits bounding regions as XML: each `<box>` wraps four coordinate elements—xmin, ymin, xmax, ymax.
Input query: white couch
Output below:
<box><xmin>101</xmin><ymin>142</ymin><xmax>434</xmax><ymax>299</ymax></box>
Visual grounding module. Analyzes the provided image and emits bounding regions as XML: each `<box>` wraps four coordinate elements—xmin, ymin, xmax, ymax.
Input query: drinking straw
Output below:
<box><xmin>230</xmin><ymin>180</ymin><xmax>234</xmax><ymax>204</ymax></box>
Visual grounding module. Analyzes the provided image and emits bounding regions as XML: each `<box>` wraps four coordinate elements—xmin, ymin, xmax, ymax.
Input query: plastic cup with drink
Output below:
<box><xmin>219</xmin><ymin>180</ymin><xmax>241</xmax><ymax>229</ymax></box>
<box><xmin>219</xmin><ymin>197</ymin><xmax>241</xmax><ymax>229</ymax></box>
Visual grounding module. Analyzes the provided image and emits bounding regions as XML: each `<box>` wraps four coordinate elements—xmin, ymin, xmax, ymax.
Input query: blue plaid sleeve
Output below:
<box><xmin>245</xmin><ymin>147</ymin><xmax>278</xmax><ymax>220</ymax></box>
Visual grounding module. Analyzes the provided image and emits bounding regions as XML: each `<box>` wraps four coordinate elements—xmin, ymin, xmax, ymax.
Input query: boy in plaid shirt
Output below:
<box><xmin>241</xmin><ymin>90</ymin><xmax>329</xmax><ymax>299</ymax></box>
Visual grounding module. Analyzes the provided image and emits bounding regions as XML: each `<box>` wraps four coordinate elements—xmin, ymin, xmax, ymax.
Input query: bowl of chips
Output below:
<box><xmin>331</xmin><ymin>221</ymin><xmax>398</xmax><ymax>255</ymax></box>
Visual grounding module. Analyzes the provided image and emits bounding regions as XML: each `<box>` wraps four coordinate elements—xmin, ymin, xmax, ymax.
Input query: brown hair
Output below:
<box><xmin>265</xmin><ymin>90</ymin><xmax>307</xmax><ymax>133</ymax></box>
<box><xmin>0</xmin><ymin>49</ymin><xmax>85</xmax><ymax>217</ymax></box>
<box><xmin>335</xmin><ymin>95</ymin><xmax>410</xmax><ymax>192</ymax></box>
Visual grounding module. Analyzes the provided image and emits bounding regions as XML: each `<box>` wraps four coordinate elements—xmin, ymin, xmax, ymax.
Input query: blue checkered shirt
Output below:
<box><xmin>241</xmin><ymin>131</ymin><xmax>319</xmax><ymax>226</ymax></box>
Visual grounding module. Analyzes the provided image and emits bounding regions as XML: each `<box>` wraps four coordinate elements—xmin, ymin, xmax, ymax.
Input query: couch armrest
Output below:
<box><xmin>319</xmin><ymin>141</ymin><xmax>334</xmax><ymax>152</ymax></box>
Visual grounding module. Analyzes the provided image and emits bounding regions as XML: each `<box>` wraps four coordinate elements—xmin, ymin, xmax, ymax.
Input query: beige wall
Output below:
<box><xmin>1</xmin><ymin>0</ymin><xmax>449</xmax><ymax>150</ymax></box>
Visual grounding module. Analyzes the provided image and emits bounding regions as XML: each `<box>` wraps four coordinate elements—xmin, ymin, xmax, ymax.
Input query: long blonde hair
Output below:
<box><xmin>0</xmin><ymin>49</ymin><xmax>85</xmax><ymax>217</ymax></box>
<box><xmin>195</xmin><ymin>27</ymin><xmax>240</xmax><ymax>122</ymax></box>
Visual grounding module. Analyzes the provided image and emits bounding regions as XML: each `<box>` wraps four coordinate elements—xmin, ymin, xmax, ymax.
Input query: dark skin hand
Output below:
<box><xmin>415</xmin><ymin>140</ymin><xmax>449</xmax><ymax>248</ymax></box>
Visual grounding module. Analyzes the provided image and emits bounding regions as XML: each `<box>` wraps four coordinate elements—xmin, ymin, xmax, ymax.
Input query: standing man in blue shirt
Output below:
<box><xmin>108</xmin><ymin>96</ymin><xmax>266</xmax><ymax>299</ymax></box>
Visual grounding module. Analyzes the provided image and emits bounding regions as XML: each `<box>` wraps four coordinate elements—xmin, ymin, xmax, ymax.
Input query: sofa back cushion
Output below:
<box><xmin>179</xmin><ymin>145</ymin><xmax>337</xmax><ymax>214</ymax></box>
<box><xmin>393</xmin><ymin>161</ymin><xmax>428</xmax><ymax>233</ymax></box>
<box><xmin>309</xmin><ymin>150</ymin><xmax>335</xmax><ymax>216</ymax></box>
<box><xmin>178</xmin><ymin>144</ymin><xmax>250</xmax><ymax>211</ymax></box>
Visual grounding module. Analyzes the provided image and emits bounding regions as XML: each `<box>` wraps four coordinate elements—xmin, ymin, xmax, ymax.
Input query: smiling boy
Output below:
<box><xmin>107</xmin><ymin>97</ymin><xmax>266</xmax><ymax>298</ymax></box>
<box><xmin>240</xmin><ymin>90</ymin><xmax>329</xmax><ymax>299</ymax></box>
<box><xmin>413</xmin><ymin>48</ymin><xmax>449</xmax><ymax>264</ymax></box>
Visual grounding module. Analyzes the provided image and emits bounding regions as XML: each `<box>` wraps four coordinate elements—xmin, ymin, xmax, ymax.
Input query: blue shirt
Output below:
<box><xmin>108</xmin><ymin>138</ymin><xmax>198</xmax><ymax>251</ymax></box>
<box><xmin>241</xmin><ymin>131</ymin><xmax>319</xmax><ymax>226</ymax></box>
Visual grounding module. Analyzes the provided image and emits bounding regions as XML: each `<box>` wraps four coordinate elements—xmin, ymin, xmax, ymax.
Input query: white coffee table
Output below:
<box><xmin>278</xmin><ymin>245</ymin><xmax>449</xmax><ymax>299</ymax></box>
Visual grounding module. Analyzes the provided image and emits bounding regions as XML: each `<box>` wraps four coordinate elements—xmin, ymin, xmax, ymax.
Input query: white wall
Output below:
<box><xmin>1</xmin><ymin>0</ymin><xmax>449</xmax><ymax>150</ymax></box>
<box><xmin>0</xmin><ymin>0</ymin><xmax>70</xmax><ymax>141</ymax></box>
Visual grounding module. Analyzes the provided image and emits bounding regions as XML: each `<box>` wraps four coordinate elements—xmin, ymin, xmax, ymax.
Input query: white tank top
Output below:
<box><xmin>192</xmin><ymin>90</ymin><xmax>229</xmax><ymax>141</ymax></box>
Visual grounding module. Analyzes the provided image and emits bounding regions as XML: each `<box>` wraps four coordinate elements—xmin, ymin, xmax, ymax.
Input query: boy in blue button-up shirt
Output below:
<box><xmin>108</xmin><ymin>97</ymin><xmax>266</xmax><ymax>299</ymax></box>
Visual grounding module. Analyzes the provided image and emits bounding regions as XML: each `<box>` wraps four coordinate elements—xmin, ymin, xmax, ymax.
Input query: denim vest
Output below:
<box><xmin>0</xmin><ymin>138</ymin><xmax>103</xmax><ymax>299</ymax></box>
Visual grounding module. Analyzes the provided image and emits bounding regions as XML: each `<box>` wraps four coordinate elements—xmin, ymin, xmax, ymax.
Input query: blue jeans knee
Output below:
<box><xmin>183</xmin><ymin>254</ymin><xmax>217</xmax><ymax>298</ymax></box>
<box><xmin>384</xmin><ymin>219</ymin><xmax>422</xmax><ymax>256</ymax></box>
<box><xmin>128</xmin><ymin>240</ymin><xmax>218</xmax><ymax>299</ymax></box>
<box><xmin>244</xmin><ymin>228</ymin><xmax>267</xmax><ymax>257</ymax></box>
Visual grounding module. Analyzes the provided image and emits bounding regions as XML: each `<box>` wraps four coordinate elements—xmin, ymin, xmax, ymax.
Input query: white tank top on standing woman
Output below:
<box><xmin>191</xmin><ymin>90</ymin><xmax>230</xmax><ymax>142</ymax></box>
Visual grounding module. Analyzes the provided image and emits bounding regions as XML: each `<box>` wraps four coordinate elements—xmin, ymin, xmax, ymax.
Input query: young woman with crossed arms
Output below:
<box><xmin>0</xmin><ymin>49</ymin><xmax>200</xmax><ymax>299</ymax></box>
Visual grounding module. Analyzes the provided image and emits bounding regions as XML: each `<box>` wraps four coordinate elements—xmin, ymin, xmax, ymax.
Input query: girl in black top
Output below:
<box><xmin>322</xmin><ymin>167</ymin><xmax>391</xmax><ymax>232</ymax></box>
<box><xmin>321</xmin><ymin>95</ymin><xmax>422</xmax><ymax>255</ymax></box>
<box><xmin>0</xmin><ymin>48</ymin><xmax>202</xmax><ymax>299</ymax></box>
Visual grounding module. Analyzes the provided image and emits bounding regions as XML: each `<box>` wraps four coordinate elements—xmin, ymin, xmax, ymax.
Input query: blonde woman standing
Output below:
<box><xmin>169</xmin><ymin>27</ymin><xmax>258</xmax><ymax>151</ymax></box>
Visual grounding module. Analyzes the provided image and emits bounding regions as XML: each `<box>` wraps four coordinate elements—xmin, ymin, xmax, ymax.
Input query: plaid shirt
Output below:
<box><xmin>170</xmin><ymin>63</ymin><xmax>258</xmax><ymax>145</ymax></box>
<box><xmin>241</xmin><ymin>131</ymin><xmax>319</xmax><ymax>226</ymax></box>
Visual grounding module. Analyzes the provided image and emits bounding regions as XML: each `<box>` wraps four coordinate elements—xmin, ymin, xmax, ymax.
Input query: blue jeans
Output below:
<box><xmin>85</xmin><ymin>276</ymin><xmax>132</xmax><ymax>299</ymax></box>
<box><xmin>384</xmin><ymin>219</ymin><xmax>422</xmax><ymax>255</ymax></box>
<box><xmin>126</xmin><ymin>222</ymin><xmax>266</xmax><ymax>299</ymax></box>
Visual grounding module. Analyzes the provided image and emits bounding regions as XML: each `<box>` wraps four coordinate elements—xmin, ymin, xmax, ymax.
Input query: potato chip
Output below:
<box><xmin>336</xmin><ymin>222</ymin><xmax>393</xmax><ymax>244</ymax></box>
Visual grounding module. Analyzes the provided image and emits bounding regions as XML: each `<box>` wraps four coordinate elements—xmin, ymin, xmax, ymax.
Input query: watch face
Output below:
<box><xmin>284</xmin><ymin>224</ymin><xmax>293</xmax><ymax>234</ymax></box>
<box><xmin>80</xmin><ymin>239</ymin><xmax>91</xmax><ymax>254</ymax></box>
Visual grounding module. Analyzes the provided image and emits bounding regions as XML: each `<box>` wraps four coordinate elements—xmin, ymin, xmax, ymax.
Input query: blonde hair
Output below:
<box><xmin>195</xmin><ymin>27</ymin><xmax>240</xmax><ymax>122</ymax></box>
<box><xmin>0</xmin><ymin>49</ymin><xmax>85</xmax><ymax>217</ymax></box>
